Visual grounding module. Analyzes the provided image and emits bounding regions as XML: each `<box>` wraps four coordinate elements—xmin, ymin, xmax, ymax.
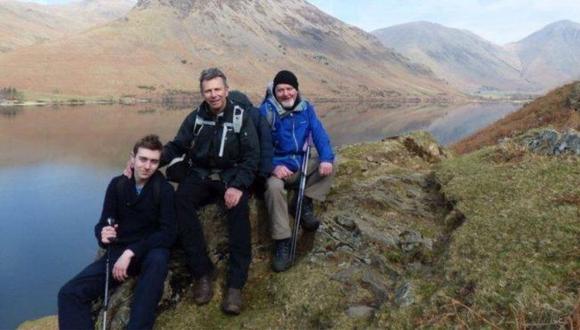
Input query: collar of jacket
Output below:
<box><xmin>198</xmin><ymin>98</ymin><xmax>234</xmax><ymax>120</ymax></box>
<box><xmin>267</xmin><ymin>95</ymin><xmax>308</xmax><ymax>117</ymax></box>
<box><xmin>128</xmin><ymin>170</ymin><xmax>162</xmax><ymax>188</ymax></box>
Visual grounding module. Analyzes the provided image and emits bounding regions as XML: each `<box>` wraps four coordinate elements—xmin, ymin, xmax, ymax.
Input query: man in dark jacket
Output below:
<box><xmin>58</xmin><ymin>135</ymin><xmax>176</xmax><ymax>330</ymax></box>
<box><xmin>162</xmin><ymin>68</ymin><xmax>259</xmax><ymax>315</ymax></box>
<box><xmin>259</xmin><ymin>70</ymin><xmax>335</xmax><ymax>272</ymax></box>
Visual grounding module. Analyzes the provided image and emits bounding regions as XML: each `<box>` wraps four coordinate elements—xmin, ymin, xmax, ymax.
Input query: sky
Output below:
<box><xmin>20</xmin><ymin>0</ymin><xmax>580</xmax><ymax>44</ymax></box>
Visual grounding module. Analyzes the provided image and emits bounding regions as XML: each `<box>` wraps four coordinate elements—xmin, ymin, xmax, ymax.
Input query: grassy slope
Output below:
<box><xmin>431</xmin><ymin>144</ymin><xmax>579</xmax><ymax>328</ymax></box>
<box><xmin>453</xmin><ymin>82</ymin><xmax>580</xmax><ymax>154</ymax></box>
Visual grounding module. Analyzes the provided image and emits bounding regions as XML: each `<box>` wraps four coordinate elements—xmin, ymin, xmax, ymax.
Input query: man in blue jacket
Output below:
<box><xmin>260</xmin><ymin>70</ymin><xmax>335</xmax><ymax>272</ymax></box>
<box><xmin>58</xmin><ymin>135</ymin><xmax>176</xmax><ymax>330</ymax></box>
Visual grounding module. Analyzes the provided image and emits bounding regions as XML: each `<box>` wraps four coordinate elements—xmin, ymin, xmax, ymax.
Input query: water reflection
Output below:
<box><xmin>0</xmin><ymin>106</ymin><xmax>23</xmax><ymax>118</ymax></box>
<box><xmin>316</xmin><ymin>101</ymin><xmax>519</xmax><ymax>146</ymax></box>
<box><xmin>0</xmin><ymin>102</ymin><xmax>521</xmax><ymax>168</ymax></box>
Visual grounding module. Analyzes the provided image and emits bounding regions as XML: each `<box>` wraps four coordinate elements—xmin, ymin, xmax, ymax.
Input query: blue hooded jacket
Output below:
<box><xmin>259</xmin><ymin>95</ymin><xmax>334</xmax><ymax>172</ymax></box>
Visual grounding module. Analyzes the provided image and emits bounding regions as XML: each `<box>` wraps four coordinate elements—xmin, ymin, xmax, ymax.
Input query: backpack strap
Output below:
<box><xmin>217</xmin><ymin>105</ymin><xmax>244</xmax><ymax>157</ymax></box>
<box><xmin>232</xmin><ymin>105</ymin><xmax>244</xmax><ymax>133</ymax></box>
<box><xmin>265</xmin><ymin>105</ymin><xmax>275</xmax><ymax>130</ymax></box>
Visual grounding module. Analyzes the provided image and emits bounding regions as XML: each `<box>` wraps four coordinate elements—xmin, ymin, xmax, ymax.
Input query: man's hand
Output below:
<box><xmin>273</xmin><ymin>165</ymin><xmax>293</xmax><ymax>179</ymax></box>
<box><xmin>101</xmin><ymin>225</ymin><xmax>118</xmax><ymax>244</ymax></box>
<box><xmin>112</xmin><ymin>249</ymin><xmax>134</xmax><ymax>282</ymax></box>
<box><xmin>319</xmin><ymin>162</ymin><xmax>333</xmax><ymax>176</ymax></box>
<box><xmin>224</xmin><ymin>187</ymin><xmax>243</xmax><ymax>209</ymax></box>
<box><xmin>122</xmin><ymin>156</ymin><xmax>134</xmax><ymax>179</ymax></box>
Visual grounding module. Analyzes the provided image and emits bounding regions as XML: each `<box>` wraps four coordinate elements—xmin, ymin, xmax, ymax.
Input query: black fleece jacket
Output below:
<box><xmin>94</xmin><ymin>171</ymin><xmax>176</xmax><ymax>259</ymax></box>
<box><xmin>162</xmin><ymin>99</ymin><xmax>259</xmax><ymax>189</ymax></box>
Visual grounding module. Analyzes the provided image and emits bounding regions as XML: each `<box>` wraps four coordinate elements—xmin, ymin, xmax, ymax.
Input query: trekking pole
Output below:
<box><xmin>290</xmin><ymin>137</ymin><xmax>312</xmax><ymax>264</ymax></box>
<box><xmin>102</xmin><ymin>217</ymin><xmax>115</xmax><ymax>330</ymax></box>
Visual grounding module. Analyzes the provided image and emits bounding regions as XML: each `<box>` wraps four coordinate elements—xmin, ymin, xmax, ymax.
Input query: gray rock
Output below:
<box><xmin>334</xmin><ymin>214</ymin><xmax>358</xmax><ymax>231</ymax></box>
<box><xmin>525</xmin><ymin>129</ymin><xmax>559</xmax><ymax>154</ymax></box>
<box><xmin>556</xmin><ymin>130</ymin><xmax>580</xmax><ymax>155</ymax></box>
<box><xmin>361</xmin><ymin>271</ymin><xmax>390</xmax><ymax>305</ymax></box>
<box><xmin>398</xmin><ymin>230</ymin><xmax>424</xmax><ymax>253</ymax></box>
<box><xmin>345</xmin><ymin>305</ymin><xmax>375</xmax><ymax>318</ymax></box>
<box><xmin>395</xmin><ymin>282</ymin><xmax>415</xmax><ymax>307</ymax></box>
<box><xmin>523</xmin><ymin>129</ymin><xmax>580</xmax><ymax>155</ymax></box>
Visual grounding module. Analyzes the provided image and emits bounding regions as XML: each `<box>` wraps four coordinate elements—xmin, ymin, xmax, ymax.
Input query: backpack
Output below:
<box><xmin>166</xmin><ymin>105</ymin><xmax>244</xmax><ymax>183</ymax></box>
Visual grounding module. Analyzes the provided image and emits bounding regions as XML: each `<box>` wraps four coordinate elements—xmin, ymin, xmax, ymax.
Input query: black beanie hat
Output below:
<box><xmin>273</xmin><ymin>70</ymin><xmax>299</xmax><ymax>90</ymax></box>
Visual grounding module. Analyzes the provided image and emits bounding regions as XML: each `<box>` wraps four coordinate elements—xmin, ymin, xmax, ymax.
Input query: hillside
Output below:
<box><xmin>372</xmin><ymin>21</ymin><xmax>535</xmax><ymax>94</ymax></box>
<box><xmin>453</xmin><ymin>81</ymin><xmax>580</xmax><ymax>154</ymax></box>
<box><xmin>0</xmin><ymin>0</ymin><xmax>455</xmax><ymax>99</ymax></box>
<box><xmin>0</xmin><ymin>0</ymin><xmax>135</xmax><ymax>53</ymax></box>
<box><xmin>509</xmin><ymin>20</ymin><xmax>580</xmax><ymax>90</ymax></box>
<box><xmin>19</xmin><ymin>131</ymin><xmax>579</xmax><ymax>329</ymax></box>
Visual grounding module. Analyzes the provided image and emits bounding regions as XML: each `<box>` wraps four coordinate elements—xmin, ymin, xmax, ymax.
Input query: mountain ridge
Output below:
<box><xmin>0</xmin><ymin>0</ymin><xmax>135</xmax><ymax>53</ymax></box>
<box><xmin>0</xmin><ymin>0</ymin><xmax>455</xmax><ymax>99</ymax></box>
<box><xmin>372</xmin><ymin>20</ymin><xmax>580</xmax><ymax>94</ymax></box>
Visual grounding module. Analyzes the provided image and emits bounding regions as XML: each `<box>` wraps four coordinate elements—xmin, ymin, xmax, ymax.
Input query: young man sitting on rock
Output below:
<box><xmin>58</xmin><ymin>134</ymin><xmax>176</xmax><ymax>330</ymax></box>
<box><xmin>259</xmin><ymin>70</ymin><xmax>335</xmax><ymax>272</ymax></box>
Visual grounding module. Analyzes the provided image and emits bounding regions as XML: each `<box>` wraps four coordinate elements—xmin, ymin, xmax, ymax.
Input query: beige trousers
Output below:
<box><xmin>264</xmin><ymin>156</ymin><xmax>334</xmax><ymax>240</ymax></box>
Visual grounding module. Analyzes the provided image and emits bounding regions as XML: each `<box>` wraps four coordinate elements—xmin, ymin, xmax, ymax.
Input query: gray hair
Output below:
<box><xmin>199</xmin><ymin>67</ymin><xmax>228</xmax><ymax>92</ymax></box>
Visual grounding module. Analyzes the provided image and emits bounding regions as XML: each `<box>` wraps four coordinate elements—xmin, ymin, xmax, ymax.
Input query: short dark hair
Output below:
<box><xmin>133</xmin><ymin>134</ymin><xmax>163</xmax><ymax>155</ymax></box>
<box><xmin>199</xmin><ymin>67</ymin><xmax>228</xmax><ymax>92</ymax></box>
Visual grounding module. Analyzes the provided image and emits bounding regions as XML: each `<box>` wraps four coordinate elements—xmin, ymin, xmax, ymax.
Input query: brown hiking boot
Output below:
<box><xmin>193</xmin><ymin>275</ymin><xmax>213</xmax><ymax>305</ymax></box>
<box><xmin>221</xmin><ymin>288</ymin><xmax>242</xmax><ymax>315</ymax></box>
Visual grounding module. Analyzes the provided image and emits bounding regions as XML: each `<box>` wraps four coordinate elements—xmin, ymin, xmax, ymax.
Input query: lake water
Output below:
<box><xmin>0</xmin><ymin>101</ymin><xmax>519</xmax><ymax>328</ymax></box>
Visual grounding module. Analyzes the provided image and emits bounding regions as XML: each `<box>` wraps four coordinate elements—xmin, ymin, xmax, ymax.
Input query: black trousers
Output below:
<box><xmin>58</xmin><ymin>248</ymin><xmax>170</xmax><ymax>330</ymax></box>
<box><xmin>175</xmin><ymin>175</ymin><xmax>252</xmax><ymax>289</ymax></box>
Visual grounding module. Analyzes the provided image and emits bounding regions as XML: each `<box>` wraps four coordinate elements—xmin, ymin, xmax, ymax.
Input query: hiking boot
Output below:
<box><xmin>193</xmin><ymin>274</ymin><xmax>213</xmax><ymax>305</ymax></box>
<box><xmin>272</xmin><ymin>238</ymin><xmax>292</xmax><ymax>272</ymax></box>
<box><xmin>221</xmin><ymin>288</ymin><xmax>242</xmax><ymax>315</ymax></box>
<box><xmin>301</xmin><ymin>197</ymin><xmax>320</xmax><ymax>232</ymax></box>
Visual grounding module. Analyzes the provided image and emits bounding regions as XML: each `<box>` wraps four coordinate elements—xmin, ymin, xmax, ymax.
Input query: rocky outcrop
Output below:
<box><xmin>519</xmin><ymin>128</ymin><xmax>580</xmax><ymax>155</ymax></box>
<box><xmin>89</xmin><ymin>131</ymin><xmax>459</xmax><ymax>329</ymax></box>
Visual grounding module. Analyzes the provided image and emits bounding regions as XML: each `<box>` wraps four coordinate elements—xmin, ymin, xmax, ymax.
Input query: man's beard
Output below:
<box><xmin>280</xmin><ymin>98</ymin><xmax>296</xmax><ymax>109</ymax></box>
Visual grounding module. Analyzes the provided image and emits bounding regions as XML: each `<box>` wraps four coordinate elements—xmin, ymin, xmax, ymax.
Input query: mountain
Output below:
<box><xmin>372</xmin><ymin>21</ymin><xmax>537</xmax><ymax>93</ymax></box>
<box><xmin>0</xmin><ymin>0</ymin><xmax>455</xmax><ymax>99</ymax></box>
<box><xmin>0</xmin><ymin>0</ymin><xmax>135</xmax><ymax>53</ymax></box>
<box><xmin>0</xmin><ymin>1</ymin><xmax>75</xmax><ymax>52</ymax></box>
<box><xmin>509</xmin><ymin>20</ymin><xmax>580</xmax><ymax>89</ymax></box>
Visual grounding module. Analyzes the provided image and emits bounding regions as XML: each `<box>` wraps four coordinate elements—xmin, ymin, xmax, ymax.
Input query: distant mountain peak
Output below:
<box><xmin>545</xmin><ymin>19</ymin><xmax>580</xmax><ymax>28</ymax></box>
<box><xmin>136</xmin><ymin>0</ymin><xmax>195</xmax><ymax>14</ymax></box>
<box><xmin>518</xmin><ymin>19</ymin><xmax>580</xmax><ymax>43</ymax></box>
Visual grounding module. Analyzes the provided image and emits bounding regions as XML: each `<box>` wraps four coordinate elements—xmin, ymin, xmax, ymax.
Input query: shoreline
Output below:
<box><xmin>0</xmin><ymin>94</ymin><xmax>533</xmax><ymax>108</ymax></box>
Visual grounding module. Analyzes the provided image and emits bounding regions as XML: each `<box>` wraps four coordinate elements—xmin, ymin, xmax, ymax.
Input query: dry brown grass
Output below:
<box><xmin>453</xmin><ymin>82</ymin><xmax>580</xmax><ymax>154</ymax></box>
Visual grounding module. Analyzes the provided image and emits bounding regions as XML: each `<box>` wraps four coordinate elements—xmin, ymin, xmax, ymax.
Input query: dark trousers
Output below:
<box><xmin>58</xmin><ymin>248</ymin><xmax>169</xmax><ymax>330</ymax></box>
<box><xmin>175</xmin><ymin>175</ymin><xmax>252</xmax><ymax>289</ymax></box>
